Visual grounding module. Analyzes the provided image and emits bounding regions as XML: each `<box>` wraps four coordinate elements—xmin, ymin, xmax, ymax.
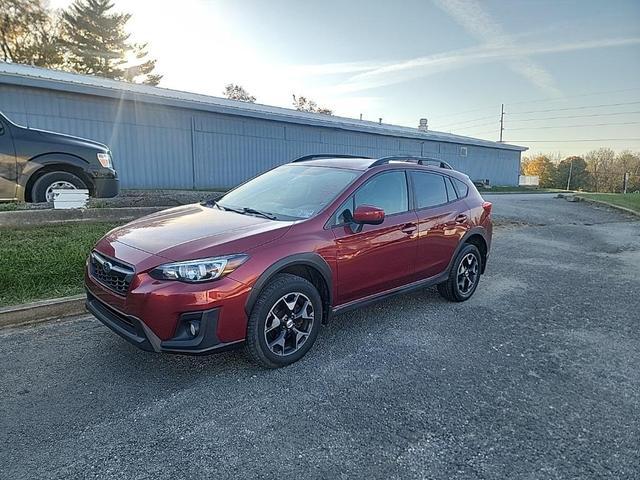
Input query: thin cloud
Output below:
<box><xmin>283</xmin><ymin>61</ymin><xmax>389</xmax><ymax>76</ymax></box>
<box><xmin>432</xmin><ymin>0</ymin><xmax>562</xmax><ymax>95</ymax></box>
<box><xmin>320</xmin><ymin>36</ymin><xmax>640</xmax><ymax>95</ymax></box>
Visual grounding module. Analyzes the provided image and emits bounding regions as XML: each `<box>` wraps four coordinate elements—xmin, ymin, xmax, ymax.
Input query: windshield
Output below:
<box><xmin>217</xmin><ymin>165</ymin><xmax>359</xmax><ymax>220</ymax></box>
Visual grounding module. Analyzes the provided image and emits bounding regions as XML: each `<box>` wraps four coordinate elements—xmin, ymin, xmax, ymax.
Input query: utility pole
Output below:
<box><xmin>623</xmin><ymin>172</ymin><xmax>629</xmax><ymax>194</ymax></box>
<box><xmin>499</xmin><ymin>104</ymin><xmax>504</xmax><ymax>142</ymax></box>
<box><xmin>566</xmin><ymin>157</ymin><xmax>573</xmax><ymax>191</ymax></box>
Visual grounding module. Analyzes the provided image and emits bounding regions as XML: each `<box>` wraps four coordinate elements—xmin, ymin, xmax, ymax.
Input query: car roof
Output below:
<box><xmin>292</xmin><ymin>157</ymin><xmax>376</xmax><ymax>170</ymax></box>
<box><xmin>289</xmin><ymin>156</ymin><xmax>470</xmax><ymax>180</ymax></box>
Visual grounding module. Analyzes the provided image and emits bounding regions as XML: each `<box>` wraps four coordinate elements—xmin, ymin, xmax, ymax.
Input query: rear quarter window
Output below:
<box><xmin>453</xmin><ymin>178</ymin><xmax>469</xmax><ymax>198</ymax></box>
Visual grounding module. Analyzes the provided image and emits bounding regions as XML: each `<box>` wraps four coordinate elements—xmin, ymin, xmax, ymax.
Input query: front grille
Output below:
<box><xmin>90</xmin><ymin>251</ymin><xmax>134</xmax><ymax>296</ymax></box>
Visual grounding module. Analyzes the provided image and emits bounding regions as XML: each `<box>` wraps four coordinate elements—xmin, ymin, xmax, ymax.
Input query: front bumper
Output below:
<box><xmin>86</xmin><ymin>291</ymin><xmax>244</xmax><ymax>354</ymax></box>
<box><xmin>90</xmin><ymin>175</ymin><xmax>119</xmax><ymax>198</ymax></box>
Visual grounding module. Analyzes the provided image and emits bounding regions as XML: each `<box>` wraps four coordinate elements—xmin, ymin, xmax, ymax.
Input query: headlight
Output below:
<box><xmin>149</xmin><ymin>254</ymin><xmax>249</xmax><ymax>283</ymax></box>
<box><xmin>97</xmin><ymin>152</ymin><xmax>113</xmax><ymax>168</ymax></box>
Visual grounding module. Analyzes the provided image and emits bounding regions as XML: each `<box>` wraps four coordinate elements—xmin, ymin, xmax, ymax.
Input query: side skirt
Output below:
<box><xmin>331</xmin><ymin>271</ymin><xmax>448</xmax><ymax>317</ymax></box>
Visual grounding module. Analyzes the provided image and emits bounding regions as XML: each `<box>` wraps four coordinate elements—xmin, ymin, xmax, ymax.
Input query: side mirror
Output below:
<box><xmin>352</xmin><ymin>205</ymin><xmax>385</xmax><ymax>225</ymax></box>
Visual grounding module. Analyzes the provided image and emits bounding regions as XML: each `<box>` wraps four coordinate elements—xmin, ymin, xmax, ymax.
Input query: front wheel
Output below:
<box><xmin>245</xmin><ymin>273</ymin><xmax>322</xmax><ymax>368</ymax></box>
<box><xmin>31</xmin><ymin>171</ymin><xmax>87</xmax><ymax>203</ymax></box>
<box><xmin>437</xmin><ymin>244</ymin><xmax>482</xmax><ymax>302</ymax></box>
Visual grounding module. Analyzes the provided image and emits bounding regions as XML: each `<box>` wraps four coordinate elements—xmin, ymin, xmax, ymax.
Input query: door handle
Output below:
<box><xmin>455</xmin><ymin>214</ymin><xmax>468</xmax><ymax>224</ymax></box>
<box><xmin>401</xmin><ymin>223</ymin><xmax>417</xmax><ymax>234</ymax></box>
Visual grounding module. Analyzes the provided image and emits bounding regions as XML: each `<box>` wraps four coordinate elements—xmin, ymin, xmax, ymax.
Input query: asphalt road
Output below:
<box><xmin>1</xmin><ymin>194</ymin><xmax>639</xmax><ymax>479</ymax></box>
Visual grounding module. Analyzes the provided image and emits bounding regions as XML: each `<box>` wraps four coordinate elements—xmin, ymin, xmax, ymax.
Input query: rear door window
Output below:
<box><xmin>410</xmin><ymin>171</ymin><xmax>449</xmax><ymax>209</ymax></box>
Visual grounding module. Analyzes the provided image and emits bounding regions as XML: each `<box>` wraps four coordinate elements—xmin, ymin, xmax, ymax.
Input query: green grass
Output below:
<box><xmin>479</xmin><ymin>186</ymin><xmax>568</xmax><ymax>194</ymax></box>
<box><xmin>0</xmin><ymin>222</ymin><xmax>121</xmax><ymax>307</ymax></box>
<box><xmin>576</xmin><ymin>193</ymin><xmax>640</xmax><ymax>213</ymax></box>
<box><xmin>0</xmin><ymin>202</ymin><xmax>19</xmax><ymax>212</ymax></box>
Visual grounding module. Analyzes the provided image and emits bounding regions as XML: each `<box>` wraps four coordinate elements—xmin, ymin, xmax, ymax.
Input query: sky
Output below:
<box><xmin>51</xmin><ymin>0</ymin><xmax>640</xmax><ymax>156</ymax></box>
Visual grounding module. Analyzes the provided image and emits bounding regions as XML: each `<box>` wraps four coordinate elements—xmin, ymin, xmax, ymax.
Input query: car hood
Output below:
<box><xmin>100</xmin><ymin>204</ymin><xmax>292</xmax><ymax>262</ymax></box>
<box><xmin>28</xmin><ymin>127</ymin><xmax>108</xmax><ymax>152</ymax></box>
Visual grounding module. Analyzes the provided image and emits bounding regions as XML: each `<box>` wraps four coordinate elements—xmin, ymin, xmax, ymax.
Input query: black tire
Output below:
<box><xmin>437</xmin><ymin>243</ymin><xmax>482</xmax><ymax>302</ymax></box>
<box><xmin>31</xmin><ymin>171</ymin><xmax>87</xmax><ymax>203</ymax></box>
<box><xmin>245</xmin><ymin>273</ymin><xmax>322</xmax><ymax>368</ymax></box>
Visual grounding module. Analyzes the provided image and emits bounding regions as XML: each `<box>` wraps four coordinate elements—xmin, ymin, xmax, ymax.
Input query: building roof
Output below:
<box><xmin>0</xmin><ymin>63</ymin><xmax>527</xmax><ymax>152</ymax></box>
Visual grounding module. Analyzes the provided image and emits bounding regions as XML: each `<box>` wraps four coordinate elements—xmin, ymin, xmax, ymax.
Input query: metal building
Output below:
<box><xmin>0</xmin><ymin>63</ymin><xmax>527</xmax><ymax>189</ymax></box>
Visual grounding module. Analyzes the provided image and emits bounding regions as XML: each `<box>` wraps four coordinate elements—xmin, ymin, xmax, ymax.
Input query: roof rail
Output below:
<box><xmin>369</xmin><ymin>156</ymin><xmax>453</xmax><ymax>170</ymax></box>
<box><xmin>292</xmin><ymin>154</ymin><xmax>371</xmax><ymax>163</ymax></box>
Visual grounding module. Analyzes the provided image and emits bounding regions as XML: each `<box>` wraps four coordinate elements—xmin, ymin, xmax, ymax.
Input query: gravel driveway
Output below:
<box><xmin>1</xmin><ymin>194</ymin><xmax>638</xmax><ymax>479</ymax></box>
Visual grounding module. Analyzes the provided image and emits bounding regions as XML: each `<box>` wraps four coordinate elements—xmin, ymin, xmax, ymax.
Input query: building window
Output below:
<box><xmin>460</xmin><ymin>146</ymin><xmax>468</xmax><ymax>157</ymax></box>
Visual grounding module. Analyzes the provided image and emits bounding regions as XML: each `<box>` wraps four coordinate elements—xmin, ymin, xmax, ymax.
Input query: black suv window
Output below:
<box><xmin>410</xmin><ymin>171</ymin><xmax>449</xmax><ymax>208</ymax></box>
<box><xmin>354</xmin><ymin>171</ymin><xmax>408</xmax><ymax>215</ymax></box>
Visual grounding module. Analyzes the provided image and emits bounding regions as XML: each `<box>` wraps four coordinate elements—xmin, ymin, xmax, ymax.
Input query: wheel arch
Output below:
<box><xmin>244</xmin><ymin>253</ymin><xmax>333</xmax><ymax>324</ymax></box>
<box><xmin>445</xmin><ymin>227</ymin><xmax>489</xmax><ymax>275</ymax></box>
<box><xmin>19</xmin><ymin>153</ymin><xmax>94</xmax><ymax>202</ymax></box>
<box><xmin>463</xmin><ymin>232</ymin><xmax>488</xmax><ymax>274</ymax></box>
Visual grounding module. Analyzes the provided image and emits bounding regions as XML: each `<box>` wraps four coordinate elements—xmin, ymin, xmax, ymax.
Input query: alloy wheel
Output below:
<box><xmin>263</xmin><ymin>292</ymin><xmax>314</xmax><ymax>356</ymax></box>
<box><xmin>457</xmin><ymin>252</ymin><xmax>479</xmax><ymax>295</ymax></box>
<box><xmin>45</xmin><ymin>181</ymin><xmax>77</xmax><ymax>202</ymax></box>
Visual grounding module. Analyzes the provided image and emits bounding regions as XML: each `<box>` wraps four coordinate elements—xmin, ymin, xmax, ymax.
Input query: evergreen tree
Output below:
<box><xmin>0</xmin><ymin>0</ymin><xmax>63</xmax><ymax>67</ymax></box>
<box><xmin>223</xmin><ymin>84</ymin><xmax>256</xmax><ymax>102</ymax></box>
<box><xmin>556</xmin><ymin>156</ymin><xmax>592</xmax><ymax>191</ymax></box>
<box><xmin>61</xmin><ymin>0</ymin><xmax>161</xmax><ymax>85</ymax></box>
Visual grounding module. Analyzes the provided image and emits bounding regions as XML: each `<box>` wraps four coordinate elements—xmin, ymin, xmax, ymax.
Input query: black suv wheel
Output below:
<box><xmin>32</xmin><ymin>171</ymin><xmax>87</xmax><ymax>203</ymax></box>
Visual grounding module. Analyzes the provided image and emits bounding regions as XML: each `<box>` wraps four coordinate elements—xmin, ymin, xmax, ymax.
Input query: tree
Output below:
<box><xmin>122</xmin><ymin>43</ymin><xmax>162</xmax><ymax>86</ymax></box>
<box><xmin>556</xmin><ymin>156</ymin><xmax>591</xmax><ymax>191</ymax></box>
<box><xmin>521</xmin><ymin>154</ymin><xmax>557</xmax><ymax>188</ymax></box>
<box><xmin>614</xmin><ymin>150</ymin><xmax>640</xmax><ymax>192</ymax></box>
<box><xmin>292</xmin><ymin>94</ymin><xmax>333</xmax><ymax>115</ymax></box>
<box><xmin>585</xmin><ymin>148</ymin><xmax>616</xmax><ymax>192</ymax></box>
<box><xmin>223</xmin><ymin>84</ymin><xmax>256</xmax><ymax>103</ymax></box>
<box><xmin>61</xmin><ymin>0</ymin><xmax>161</xmax><ymax>85</ymax></box>
<box><xmin>0</xmin><ymin>0</ymin><xmax>63</xmax><ymax>67</ymax></box>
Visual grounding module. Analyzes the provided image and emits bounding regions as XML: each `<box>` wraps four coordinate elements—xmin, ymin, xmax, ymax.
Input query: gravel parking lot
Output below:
<box><xmin>1</xmin><ymin>194</ymin><xmax>638</xmax><ymax>479</ymax></box>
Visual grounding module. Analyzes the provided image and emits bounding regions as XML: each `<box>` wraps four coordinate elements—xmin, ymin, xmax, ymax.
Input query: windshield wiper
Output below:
<box><xmin>205</xmin><ymin>200</ymin><xmax>276</xmax><ymax>220</ymax></box>
<box><xmin>242</xmin><ymin>207</ymin><xmax>277</xmax><ymax>220</ymax></box>
<box><xmin>202</xmin><ymin>199</ymin><xmax>241</xmax><ymax>213</ymax></box>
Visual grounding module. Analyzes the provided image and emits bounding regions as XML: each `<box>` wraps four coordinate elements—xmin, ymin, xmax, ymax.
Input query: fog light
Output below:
<box><xmin>188</xmin><ymin>321</ymin><xmax>199</xmax><ymax>337</ymax></box>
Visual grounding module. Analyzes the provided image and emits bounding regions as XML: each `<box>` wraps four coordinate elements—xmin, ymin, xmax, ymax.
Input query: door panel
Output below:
<box><xmin>409</xmin><ymin>171</ymin><xmax>468</xmax><ymax>279</ymax></box>
<box><xmin>331</xmin><ymin>170</ymin><xmax>418</xmax><ymax>305</ymax></box>
<box><xmin>0</xmin><ymin>121</ymin><xmax>17</xmax><ymax>199</ymax></box>
<box><xmin>332</xmin><ymin>210</ymin><xmax>419</xmax><ymax>305</ymax></box>
<box><xmin>414</xmin><ymin>204</ymin><xmax>466</xmax><ymax>279</ymax></box>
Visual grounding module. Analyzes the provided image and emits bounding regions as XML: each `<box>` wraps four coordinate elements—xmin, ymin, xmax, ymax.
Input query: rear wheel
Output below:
<box><xmin>245</xmin><ymin>273</ymin><xmax>322</xmax><ymax>368</ymax></box>
<box><xmin>437</xmin><ymin>244</ymin><xmax>482</xmax><ymax>302</ymax></box>
<box><xmin>31</xmin><ymin>171</ymin><xmax>87</xmax><ymax>203</ymax></box>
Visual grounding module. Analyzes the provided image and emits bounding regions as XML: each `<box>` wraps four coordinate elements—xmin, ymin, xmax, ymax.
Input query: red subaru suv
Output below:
<box><xmin>85</xmin><ymin>155</ymin><xmax>492</xmax><ymax>368</ymax></box>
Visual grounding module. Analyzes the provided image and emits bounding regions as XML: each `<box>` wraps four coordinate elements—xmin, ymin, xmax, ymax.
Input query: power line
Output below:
<box><xmin>430</xmin><ymin>86</ymin><xmax>640</xmax><ymax>121</ymax></box>
<box><xmin>507</xmin><ymin>110</ymin><xmax>640</xmax><ymax>123</ymax></box>
<box><xmin>448</xmin><ymin>120</ymin><xmax>499</xmax><ymax>130</ymax></box>
<box><xmin>505</xmin><ymin>86</ymin><xmax>640</xmax><ymax>107</ymax></box>
<box><xmin>508</xmin><ymin>138</ymin><xmax>640</xmax><ymax>143</ymax></box>
<box><xmin>436</xmin><ymin>114</ymin><xmax>497</xmax><ymax>129</ymax></box>
<box><xmin>507</xmin><ymin>121</ymin><xmax>640</xmax><ymax>131</ymax></box>
<box><xmin>509</xmin><ymin>101</ymin><xmax>640</xmax><ymax>115</ymax></box>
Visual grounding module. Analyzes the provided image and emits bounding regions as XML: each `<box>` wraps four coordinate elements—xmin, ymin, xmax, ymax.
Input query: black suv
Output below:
<box><xmin>0</xmin><ymin>111</ymin><xmax>119</xmax><ymax>202</ymax></box>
